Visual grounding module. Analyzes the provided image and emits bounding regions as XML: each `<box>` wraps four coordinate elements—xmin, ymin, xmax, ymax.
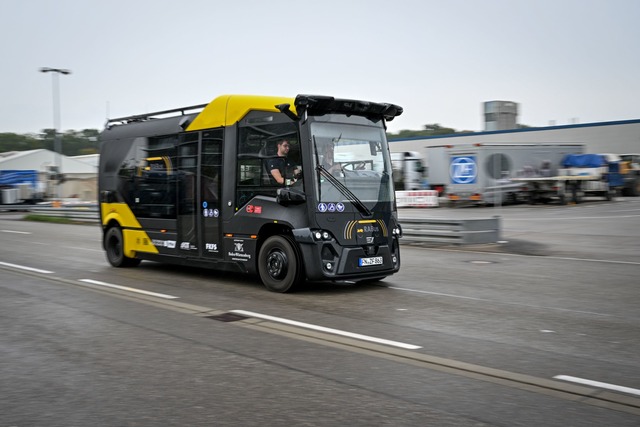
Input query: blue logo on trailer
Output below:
<box><xmin>450</xmin><ymin>156</ymin><xmax>477</xmax><ymax>184</ymax></box>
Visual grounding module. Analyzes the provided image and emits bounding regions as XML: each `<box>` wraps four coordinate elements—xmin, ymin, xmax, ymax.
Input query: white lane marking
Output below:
<box><xmin>0</xmin><ymin>261</ymin><xmax>54</xmax><ymax>274</ymax></box>
<box><xmin>554</xmin><ymin>375</ymin><xmax>640</xmax><ymax>397</ymax></box>
<box><xmin>230</xmin><ymin>309</ymin><xmax>422</xmax><ymax>350</ymax></box>
<box><xmin>64</xmin><ymin>246</ymin><xmax>102</xmax><ymax>253</ymax></box>
<box><xmin>389</xmin><ymin>286</ymin><xmax>611</xmax><ymax>317</ymax></box>
<box><xmin>506</xmin><ymin>214</ymin><xmax>640</xmax><ymax>221</ymax></box>
<box><xmin>1</xmin><ymin>229</ymin><xmax>31</xmax><ymax>234</ymax></box>
<box><xmin>533</xmin><ymin>256</ymin><xmax>640</xmax><ymax>266</ymax></box>
<box><xmin>418</xmin><ymin>247</ymin><xmax>640</xmax><ymax>266</ymax></box>
<box><xmin>79</xmin><ymin>279</ymin><xmax>179</xmax><ymax>300</ymax></box>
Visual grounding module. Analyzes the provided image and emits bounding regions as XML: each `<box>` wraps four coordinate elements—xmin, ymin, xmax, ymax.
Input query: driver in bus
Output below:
<box><xmin>320</xmin><ymin>141</ymin><xmax>341</xmax><ymax>174</ymax></box>
<box><xmin>268</xmin><ymin>139</ymin><xmax>300</xmax><ymax>185</ymax></box>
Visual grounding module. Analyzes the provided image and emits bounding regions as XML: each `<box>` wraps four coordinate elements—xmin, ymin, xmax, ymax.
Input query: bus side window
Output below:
<box><xmin>236</xmin><ymin>120</ymin><xmax>299</xmax><ymax>208</ymax></box>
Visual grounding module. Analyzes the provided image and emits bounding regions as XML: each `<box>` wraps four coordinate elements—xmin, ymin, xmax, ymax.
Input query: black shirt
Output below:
<box><xmin>267</xmin><ymin>157</ymin><xmax>295</xmax><ymax>184</ymax></box>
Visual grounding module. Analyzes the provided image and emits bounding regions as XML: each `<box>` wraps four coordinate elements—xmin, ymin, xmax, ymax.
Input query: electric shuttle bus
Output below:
<box><xmin>99</xmin><ymin>94</ymin><xmax>403</xmax><ymax>292</ymax></box>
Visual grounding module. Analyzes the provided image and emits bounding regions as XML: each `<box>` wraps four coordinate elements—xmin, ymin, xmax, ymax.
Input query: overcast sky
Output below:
<box><xmin>1</xmin><ymin>0</ymin><xmax>638</xmax><ymax>135</ymax></box>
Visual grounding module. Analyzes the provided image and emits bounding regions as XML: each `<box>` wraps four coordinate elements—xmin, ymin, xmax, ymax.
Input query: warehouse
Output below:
<box><xmin>0</xmin><ymin>149</ymin><xmax>97</xmax><ymax>202</ymax></box>
<box><xmin>389</xmin><ymin>118</ymin><xmax>640</xmax><ymax>160</ymax></box>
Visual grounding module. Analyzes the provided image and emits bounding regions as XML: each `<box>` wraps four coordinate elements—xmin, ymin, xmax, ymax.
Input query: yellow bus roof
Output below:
<box><xmin>186</xmin><ymin>94</ymin><xmax>296</xmax><ymax>131</ymax></box>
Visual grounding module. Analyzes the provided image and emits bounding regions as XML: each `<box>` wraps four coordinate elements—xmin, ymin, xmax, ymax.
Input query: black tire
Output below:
<box><xmin>258</xmin><ymin>235</ymin><xmax>303</xmax><ymax>293</ymax></box>
<box><xmin>629</xmin><ymin>177</ymin><xmax>640</xmax><ymax>197</ymax></box>
<box><xmin>571</xmin><ymin>185</ymin><xmax>582</xmax><ymax>204</ymax></box>
<box><xmin>104</xmin><ymin>226</ymin><xmax>141</xmax><ymax>268</ymax></box>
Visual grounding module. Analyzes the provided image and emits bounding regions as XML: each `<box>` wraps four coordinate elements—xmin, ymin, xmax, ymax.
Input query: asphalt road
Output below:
<box><xmin>1</xmin><ymin>198</ymin><xmax>639</xmax><ymax>426</ymax></box>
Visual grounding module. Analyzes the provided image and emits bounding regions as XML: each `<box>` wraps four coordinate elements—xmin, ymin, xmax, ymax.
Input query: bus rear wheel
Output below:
<box><xmin>104</xmin><ymin>226</ymin><xmax>141</xmax><ymax>268</ymax></box>
<box><xmin>258</xmin><ymin>235</ymin><xmax>302</xmax><ymax>293</ymax></box>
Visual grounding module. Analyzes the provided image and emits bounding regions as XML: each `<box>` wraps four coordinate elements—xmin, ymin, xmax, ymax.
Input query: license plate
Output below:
<box><xmin>359</xmin><ymin>256</ymin><xmax>383</xmax><ymax>267</ymax></box>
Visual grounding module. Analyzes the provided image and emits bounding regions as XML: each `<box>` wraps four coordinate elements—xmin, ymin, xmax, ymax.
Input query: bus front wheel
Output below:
<box><xmin>258</xmin><ymin>235</ymin><xmax>302</xmax><ymax>293</ymax></box>
<box><xmin>104</xmin><ymin>226</ymin><xmax>141</xmax><ymax>268</ymax></box>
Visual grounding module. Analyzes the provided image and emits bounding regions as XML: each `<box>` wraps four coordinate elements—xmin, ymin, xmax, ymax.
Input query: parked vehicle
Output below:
<box><xmin>514</xmin><ymin>153</ymin><xmax>638</xmax><ymax>204</ymax></box>
<box><xmin>390</xmin><ymin>151</ymin><xmax>426</xmax><ymax>191</ymax></box>
<box><xmin>619</xmin><ymin>153</ymin><xmax>640</xmax><ymax>196</ymax></box>
<box><xmin>426</xmin><ymin>143</ymin><xmax>584</xmax><ymax>205</ymax></box>
<box><xmin>0</xmin><ymin>170</ymin><xmax>43</xmax><ymax>204</ymax></box>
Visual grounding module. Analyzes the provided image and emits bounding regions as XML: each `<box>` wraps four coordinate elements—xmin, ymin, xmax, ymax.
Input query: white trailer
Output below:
<box><xmin>426</xmin><ymin>143</ymin><xmax>585</xmax><ymax>205</ymax></box>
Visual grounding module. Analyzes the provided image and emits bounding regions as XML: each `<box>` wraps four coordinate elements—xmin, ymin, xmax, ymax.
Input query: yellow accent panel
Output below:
<box><xmin>101</xmin><ymin>202</ymin><xmax>143</xmax><ymax>229</ymax></box>
<box><xmin>123</xmin><ymin>229</ymin><xmax>159</xmax><ymax>256</ymax></box>
<box><xmin>187</xmin><ymin>94</ymin><xmax>296</xmax><ymax>131</ymax></box>
<box><xmin>101</xmin><ymin>203</ymin><xmax>158</xmax><ymax>257</ymax></box>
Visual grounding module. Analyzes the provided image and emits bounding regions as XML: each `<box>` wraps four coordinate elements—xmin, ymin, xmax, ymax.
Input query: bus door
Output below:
<box><xmin>199</xmin><ymin>130</ymin><xmax>223</xmax><ymax>259</ymax></box>
<box><xmin>176</xmin><ymin>130</ymin><xmax>223</xmax><ymax>259</ymax></box>
<box><xmin>177</xmin><ymin>134</ymin><xmax>199</xmax><ymax>255</ymax></box>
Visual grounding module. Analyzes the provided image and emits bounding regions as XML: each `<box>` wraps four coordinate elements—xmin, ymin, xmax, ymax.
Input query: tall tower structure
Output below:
<box><xmin>484</xmin><ymin>101</ymin><xmax>518</xmax><ymax>131</ymax></box>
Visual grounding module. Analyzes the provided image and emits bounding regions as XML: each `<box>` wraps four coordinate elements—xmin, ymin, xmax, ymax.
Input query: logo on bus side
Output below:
<box><xmin>228</xmin><ymin>239</ymin><xmax>251</xmax><ymax>262</ymax></box>
<box><xmin>450</xmin><ymin>156</ymin><xmax>477</xmax><ymax>184</ymax></box>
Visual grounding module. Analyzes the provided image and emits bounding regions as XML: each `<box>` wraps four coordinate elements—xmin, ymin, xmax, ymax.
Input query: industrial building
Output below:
<box><xmin>390</xmin><ymin>114</ymin><xmax>640</xmax><ymax>165</ymax></box>
<box><xmin>0</xmin><ymin>149</ymin><xmax>98</xmax><ymax>202</ymax></box>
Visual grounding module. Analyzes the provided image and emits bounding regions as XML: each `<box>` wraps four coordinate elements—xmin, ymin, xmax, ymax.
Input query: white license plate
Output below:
<box><xmin>359</xmin><ymin>256</ymin><xmax>383</xmax><ymax>267</ymax></box>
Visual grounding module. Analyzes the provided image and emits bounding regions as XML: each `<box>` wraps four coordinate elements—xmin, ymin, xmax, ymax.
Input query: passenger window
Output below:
<box><xmin>236</xmin><ymin>118</ymin><xmax>300</xmax><ymax>208</ymax></box>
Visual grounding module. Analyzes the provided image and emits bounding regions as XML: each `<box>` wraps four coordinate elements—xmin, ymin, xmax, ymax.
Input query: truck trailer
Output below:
<box><xmin>426</xmin><ymin>143</ymin><xmax>585</xmax><ymax>205</ymax></box>
<box><xmin>513</xmin><ymin>153</ymin><xmax>638</xmax><ymax>204</ymax></box>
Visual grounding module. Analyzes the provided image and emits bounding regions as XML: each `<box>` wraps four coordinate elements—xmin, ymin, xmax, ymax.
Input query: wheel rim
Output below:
<box><xmin>266</xmin><ymin>249</ymin><xmax>288</xmax><ymax>280</ymax></box>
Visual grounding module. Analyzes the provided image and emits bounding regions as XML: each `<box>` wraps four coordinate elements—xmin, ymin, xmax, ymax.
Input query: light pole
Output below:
<box><xmin>40</xmin><ymin>67</ymin><xmax>71</xmax><ymax>200</ymax></box>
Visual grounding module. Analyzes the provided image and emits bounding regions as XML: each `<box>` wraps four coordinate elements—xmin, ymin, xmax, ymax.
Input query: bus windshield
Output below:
<box><xmin>311</xmin><ymin>119</ymin><xmax>394</xmax><ymax>205</ymax></box>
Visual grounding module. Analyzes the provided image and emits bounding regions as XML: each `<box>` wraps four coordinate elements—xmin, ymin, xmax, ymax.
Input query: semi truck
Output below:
<box><xmin>0</xmin><ymin>170</ymin><xmax>42</xmax><ymax>204</ymax></box>
<box><xmin>390</xmin><ymin>151</ymin><xmax>426</xmax><ymax>190</ymax></box>
<box><xmin>425</xmin><ymin>143</ymin><xmax>585</xmax><ymax>205</ymax></box>
<box><xmin>513</xmin><ymin>153</ymin><xmax>639</xmax><ymax>204</ymax></box>
<box><xmin>619</xmin><ymin>154</ymin><xmax>640</xmax><ymax>196</ymax></box>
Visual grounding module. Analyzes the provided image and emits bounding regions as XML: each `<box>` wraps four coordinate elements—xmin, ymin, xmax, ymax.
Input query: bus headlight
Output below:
<box><xmin>312</xmin><ymin>229</ymin><xmax>333</xmax><ymax>241</ymax></box>
<box><xmin>392</xmin><ymin>225</ymin><xmax>403</xmax><ymax>237</ymax></box>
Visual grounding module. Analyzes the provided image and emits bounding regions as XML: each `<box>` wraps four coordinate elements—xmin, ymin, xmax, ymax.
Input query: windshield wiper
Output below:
<box><xmin>316</xmin><ymin>165</ymin><xmax>372</xmax><ymax>217</ymax></box>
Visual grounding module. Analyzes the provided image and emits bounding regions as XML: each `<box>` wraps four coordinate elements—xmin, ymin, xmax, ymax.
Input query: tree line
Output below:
<box><xmin>386</xmin><ymin>123</ymin><xmax>473</xmax><ymax>139</ymax></box>
<box><xmin>0</xmin><ymin>129</ymin><xmax>100</xmax><ymax>156</ymax></box>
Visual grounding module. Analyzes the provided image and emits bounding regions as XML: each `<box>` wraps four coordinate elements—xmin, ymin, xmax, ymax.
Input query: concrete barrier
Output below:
<box><xmin>396</xmin><ymin>190</ymin><xmax>439</xmax><ymax>208</ymax></box>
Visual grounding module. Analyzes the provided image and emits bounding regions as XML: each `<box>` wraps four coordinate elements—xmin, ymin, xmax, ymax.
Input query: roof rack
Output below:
<box><xmin>106</xmin><ymin>103</ymin><xmax>208</xmax><ymax>126</ymax></box>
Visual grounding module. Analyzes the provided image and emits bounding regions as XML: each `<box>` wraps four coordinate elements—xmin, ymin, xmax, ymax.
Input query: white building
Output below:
<box><xmin>0</xmin><ymin>149</ymin><xmax>98</xmax><ymax>201</ymax></box>
<box><xmin>390</xmin><ymin>119</ymin><xmax>640</xmax><ymax>168</ymax></box>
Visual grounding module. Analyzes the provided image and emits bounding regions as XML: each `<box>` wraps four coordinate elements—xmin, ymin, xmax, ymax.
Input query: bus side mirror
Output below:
<box><xmin>276</xmin><ymin>187</ymin><xmax>306</xmax><ymax>206</ymax></box>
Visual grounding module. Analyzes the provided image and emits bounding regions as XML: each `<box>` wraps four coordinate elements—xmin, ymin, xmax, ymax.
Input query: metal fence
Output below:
<box><xmin>0</xmin><ymin>204</ymin><xmax>100</xmax><ymax>222</ymax></box>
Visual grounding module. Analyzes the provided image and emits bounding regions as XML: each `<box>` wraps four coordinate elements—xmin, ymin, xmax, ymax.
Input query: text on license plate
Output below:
<box><xmin>359</xmin><ymin>256</ymin><xmax>383</xmax><ymax>267</ymax></box>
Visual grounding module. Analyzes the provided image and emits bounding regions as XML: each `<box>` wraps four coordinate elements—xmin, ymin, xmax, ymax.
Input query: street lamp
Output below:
<box><xmin>40</xmin><ymin>67</ymin><xmax>71</xmax><ymax>200</ymax></box>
